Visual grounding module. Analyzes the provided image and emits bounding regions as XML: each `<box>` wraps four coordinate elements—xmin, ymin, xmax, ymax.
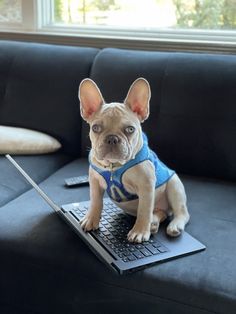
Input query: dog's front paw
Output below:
<box><xmin>127</xmin><ymin>224</ymin><xmax>151</xmax><ymax>243</ymax></box>
<box><xmin>80</xmin><ymin>212</ymin><xmax>100</xmax><ymax>231</ymax></box>
<box><xmin>166</xmin><ymin>218</ymin><xmax>185</xmax><ymax>237</ymax></box>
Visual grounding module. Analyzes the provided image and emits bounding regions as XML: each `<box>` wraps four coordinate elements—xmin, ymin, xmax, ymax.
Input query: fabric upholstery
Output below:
<box><xmin>0</xmin><ymin>41</ymin><xmax>236</xmax><ymax>314</ymax></box>
<box><xmin>0</xmin><ymin>158</ymin><xmax>235</xmax><ymax>314</ymax></box>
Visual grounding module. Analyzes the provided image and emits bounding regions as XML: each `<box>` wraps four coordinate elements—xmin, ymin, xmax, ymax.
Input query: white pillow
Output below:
<box><xmin>0</xmin><ymin>126</ymin><xmax>61</xmax><ymax>155</ymax></box>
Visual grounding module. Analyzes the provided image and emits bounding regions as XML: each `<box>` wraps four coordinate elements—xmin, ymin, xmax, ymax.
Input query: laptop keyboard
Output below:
<box><xmin>72</xmin><ymin>199</ymin><xmax>169</xmax><ymax>263</ymax></box>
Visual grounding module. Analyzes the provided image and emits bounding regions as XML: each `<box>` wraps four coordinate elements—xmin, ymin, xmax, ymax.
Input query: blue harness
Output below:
<box><xmin>90</xmin><ymin>133</ymin><xmax>175</xmax><ymax>203</ymax></box>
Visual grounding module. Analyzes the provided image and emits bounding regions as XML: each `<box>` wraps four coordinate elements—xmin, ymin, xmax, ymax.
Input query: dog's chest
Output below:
<box><xmin>94</xmin><ymin>166</ymin><xmax>138</xmax><ymax>203</ymax></box>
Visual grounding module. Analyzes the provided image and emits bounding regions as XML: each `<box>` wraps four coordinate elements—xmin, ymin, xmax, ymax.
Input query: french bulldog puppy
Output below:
<box><xmin>78</xmin><ymin>78</ymin><xmax>190</xmax><ymax>243</ymax></box>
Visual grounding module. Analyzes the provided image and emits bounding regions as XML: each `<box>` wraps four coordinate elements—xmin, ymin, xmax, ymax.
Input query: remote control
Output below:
<box><xmin>64</xmin><ymin>175</ymin><xmax>89</xmax><ymax>187</ymax></box>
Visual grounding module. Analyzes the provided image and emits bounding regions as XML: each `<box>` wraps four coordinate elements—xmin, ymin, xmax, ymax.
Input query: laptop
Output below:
<box><xmin>6</xmin><ymin>154</ymin><xmax>206</xmax><ymax>275</ymax></box>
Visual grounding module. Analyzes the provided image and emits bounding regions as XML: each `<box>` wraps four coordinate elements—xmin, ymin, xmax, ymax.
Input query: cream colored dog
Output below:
<box><xmin>78</xmin><ymin>78</ymin><xmax>190</xmax><ymax>243</ymax></box>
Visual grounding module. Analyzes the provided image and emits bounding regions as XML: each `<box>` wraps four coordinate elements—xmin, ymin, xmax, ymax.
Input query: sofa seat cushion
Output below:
<box><xmin>0</xmin><ymin>158</ymin><xmax>235</xmax><ymax>314</ymax></box>
<box><xmin>0</xmin><ymin>153</ymin><xmax>72</xmax><ymax>207</ymax></box>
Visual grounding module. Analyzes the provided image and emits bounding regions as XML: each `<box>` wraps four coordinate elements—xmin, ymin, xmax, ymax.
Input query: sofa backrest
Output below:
<box><xmin>0</xmin><ymin>40</ymin><xmax>98</xmax><ymax>155</ymax></box>
<box><xmin>82</xmin><ymin>48</ymin><xmax>236</xmax><ymax>181</ymax></box>
<box><xmin>1</xmin><ymin>41</ymin><xmax>235</xmax><ymax>181</ymax></box>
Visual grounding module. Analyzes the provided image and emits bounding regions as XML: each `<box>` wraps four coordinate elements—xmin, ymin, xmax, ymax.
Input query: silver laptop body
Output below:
<box><xmin>6</xmin><ymin>154</ymin><xmax>206</xmax><ymax>275</ymax></box>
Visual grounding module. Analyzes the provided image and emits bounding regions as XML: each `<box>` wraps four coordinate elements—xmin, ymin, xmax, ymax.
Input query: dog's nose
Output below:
<box><xmin>105</xmin><ymin>135</ymin><xmax>120</xmax><ymax>145</ymax></box>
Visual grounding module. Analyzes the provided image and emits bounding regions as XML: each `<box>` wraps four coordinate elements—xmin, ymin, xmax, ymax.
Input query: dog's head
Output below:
<box><xmin>78</xmin><ymin>78</ymin><xmax>151</xmax><ymax>166</ymax></box>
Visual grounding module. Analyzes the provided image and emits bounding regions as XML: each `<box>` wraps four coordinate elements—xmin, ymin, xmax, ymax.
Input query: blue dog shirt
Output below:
<box><xmin>90</xmin><ymin>133</ymin><xmax>175</xmax><ymax>203</ymax></box>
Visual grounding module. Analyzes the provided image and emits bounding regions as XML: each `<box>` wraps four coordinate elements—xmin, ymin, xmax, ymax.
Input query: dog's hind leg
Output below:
<box><xmin>150</xmin><ymin>209</ymin><xmax>167</xmax><ymax>234</ymax></box>
<box><xmin>166</xmin><ymin>174</ymin><xmax>190</xmax><ymax>237</ymax></box>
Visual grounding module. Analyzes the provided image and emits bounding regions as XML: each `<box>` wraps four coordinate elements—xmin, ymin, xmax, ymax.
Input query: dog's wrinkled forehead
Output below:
<box><xmin>102</xmin><ymin>102</ymin><xmax>125</xmax><ymax>116</ymax></box>
<box><xmin>97</xmin><ymin>102</ymin><xmax>138</xmax><ymax>122</ymax></box>
<box><xmin>102</xmin><ymin>103</ymin><xmax>125</xmax><ymax>115</ymax></box>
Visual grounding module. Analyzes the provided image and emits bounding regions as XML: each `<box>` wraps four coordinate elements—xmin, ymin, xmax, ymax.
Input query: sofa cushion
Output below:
<box><xmin>0</xmin><ymin>157</ymin><xmax>235</xmax><ymax>314</ymax></box>
<box><xmin>0</xmin><ymin>41</ymin><xmax>99</xmax><ymax>155</ymax></box>
<box><xmin>0</xmin><ymin>153</ymin><xmax>72</xmax><ymax>207</ymax></box>
<box><xmin>83</xmin><ymin>48</ymin><xmax>236</xmax><ymax>181</ymax></box>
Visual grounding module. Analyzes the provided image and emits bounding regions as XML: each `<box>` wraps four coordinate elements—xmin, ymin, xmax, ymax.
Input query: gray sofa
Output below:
<box><xmin>0</xmin><ymin>40</ymin><xmax>236</xmax><ymax>314</ymax></box>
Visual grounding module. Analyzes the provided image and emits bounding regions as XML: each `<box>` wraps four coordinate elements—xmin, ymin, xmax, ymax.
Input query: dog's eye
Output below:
<box><xmin>125</xmin><ymin>126</ymin><xmax>135</xmax><ymax>134</ymax></box>
<box><xmin>92</xmin><ymin>124</ymin><xmax>102</xmax><ymax>133</ymax></box>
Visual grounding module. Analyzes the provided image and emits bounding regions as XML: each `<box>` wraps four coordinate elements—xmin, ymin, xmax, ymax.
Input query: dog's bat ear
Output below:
<box><xmin>124</xmin><ymin>78</ymin><xmax>151</xmax><ymax>122</ymax></box>
<box><xmin>79</xmin><ymin>79</ymin><xmax>105</xmax><ymax>121</ymax></box>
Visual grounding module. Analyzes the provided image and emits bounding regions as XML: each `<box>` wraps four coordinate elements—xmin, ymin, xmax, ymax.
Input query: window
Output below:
<box><xmin>0</xmin><ymin>0</ymin><xmax>22</xmax><ymax>25</ymax></box>
<box><xmin>0</xmin><ymin>0</ymin><xmax>36</xmax><ymax>30</ymax></box>
<box><xmin>51</xmin><ymin>0</ymin><xmax>236</xmax><ymax>31</ymax></box>
<box><xmin>0</xmin><ymin>0</ymin><xmax>235</xmax><ymax>53</ymax></box>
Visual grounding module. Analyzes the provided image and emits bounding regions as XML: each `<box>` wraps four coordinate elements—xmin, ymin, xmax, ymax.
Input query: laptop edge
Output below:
<box><xmin>5</xmin><ymin>154</ymin><xmax>206</xmax><ymax>275</ymax></box>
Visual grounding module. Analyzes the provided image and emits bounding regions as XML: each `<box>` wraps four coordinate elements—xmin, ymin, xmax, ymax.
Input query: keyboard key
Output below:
<box><xmin>152</xmin><ymin>241</ymin><xmax>162</xmax><ymax>248</ymax></box>
<box><xmin>135</xmin><ymin>244</ymin><xmax>144</xmax><ymax>250</ymax></box>
<box><xmin>107</xmin><ymin>234</ymin><xmax>114</xmax><ymax>240</ymax></box>
<box><xmin>111</xmin><ymin>231</ymin><xmax>119</xmax><ymax>236</ymax></box>
<box><xmin>123</xmin><ymin>251</ymin><xmax>131</xmax><ymax>257</ymax></box>
<box><xmin>107</xmin><ymin>227</ymin><xmax>115</xmax><ymax>232</ymax></box>
<box><xmin>114</xmin><ymin>242</ymin><xmax>122</xmax><ymax>248</ymax></box>
<box><xmin>158</xmin><ymin>246</ymin><xmax>168</xmax><ymax>253</ymax></box>
<box><xmin>128</xmin><ymin>247</ymin><xmax>137</xmax><ymax>252</ymax></box>
<box><xmin>125</xmin><ymin>243</ymin><xmax>132</xmax><ymax>248</ymax></box>
<box><xmin>107</xmin><ymin>218</ymin><xmax>114</xmax><ymax>223</ymax></box>
<box><xmin>106</xmin><ymin>240</ymin><xmax>112</xmax><ymax>245</ymax></box>
<box><xmin>145</xmin><ymin>244</ymin><xmax>160</xmax><ymax>255</ymax></box>
<box><xmin>140</xmin><ymin>249</ymin><xmax>152</xmax><ymax>257</ymax></box>
<box><xmin>99</xmin><ymin>226</ymin><xmax>106</xmax><ymax>232</ymax></box>
<box><xmin>128</xmin><ymin>254</ymin><xmax>137</xmax><ymax>261</ymax></box>
<box><xmin>110</xmin><ymin>238</ymin><xmax>118</xmax><ymax>244</ymax></box>
<box><xmin>118</xmin><ymin>247</ymin><xmax>125</xmax><ymax>252</ymax></box>
<box><xmin>133</xmin><ymin>251</ymin><xmax>145</xmax><ymax>259</ymax></box>
<box><xmin>118</xmin><ymin>253</ymin><xmax>124</xmax><ymax>258</ymax></box>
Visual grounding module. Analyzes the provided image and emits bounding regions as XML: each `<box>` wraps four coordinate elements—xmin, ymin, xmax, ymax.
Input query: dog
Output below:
<box><xmin>78</xmin><ymin>78</ymin><xmax>190</xmax><ymax>243</ymax></box>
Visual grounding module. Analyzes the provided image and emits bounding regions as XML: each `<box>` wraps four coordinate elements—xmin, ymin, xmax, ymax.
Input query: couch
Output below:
<box><xmin>0</xmin><ymin>40</ymin><xmax>236</xmax><ymax>314</ymax></box>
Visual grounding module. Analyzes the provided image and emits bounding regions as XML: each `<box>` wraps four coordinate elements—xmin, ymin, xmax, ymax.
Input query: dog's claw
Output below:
<box><xmin>127</xmin><ymin>226</ymin><xmax>151</xmax><ymax>243</ymax></box>
<box><xmin>166</xmin><ymin>219</ymin><xmax>185</xmax><ymax>237</ymax></box>
<box><xmin>80</xmin><ymin>214</ymin><xmax>100</xmax><ymax>232</ymax></box>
